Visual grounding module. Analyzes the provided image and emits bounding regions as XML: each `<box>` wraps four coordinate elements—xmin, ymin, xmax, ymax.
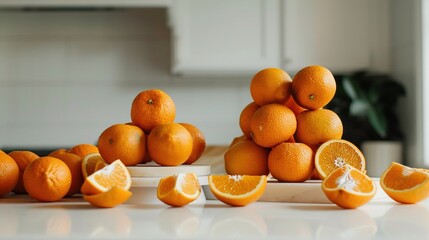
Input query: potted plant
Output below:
<box><xmin>327</xmin><ymin>71</ymin><xmax>406</xmax><ymax>177</ymax></box>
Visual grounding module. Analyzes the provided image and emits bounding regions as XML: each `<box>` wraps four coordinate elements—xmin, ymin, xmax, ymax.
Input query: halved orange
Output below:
<box><xmin>81</xmin><ymin>153</ymin><xmax>108</xmax><ymax>178</ymax></box>
<box><xmin>322</xmin><ymin>164</ymin><xmax>376</xmax><ymax>209</ymax></box>
<box><xmin>208</xmin><ymin>175</ymin><xmax>267</xmax><ymax>207</ymax></box>
<box><xmin>157</xmin><ymin>173</ymin><xmax>201</xmax><ymax>207</ymax></box>
<box><xmin>80</xmin><ymin>159</ymin><xmax>131</xmax><ymax>195</ymax></box>
<box><xmin>380</xmin><ymin>162</ymin><xmax>429</xmax><ymax>204</ymax></box>
<box><xmin>84</xmin><ymin>187</ymin><xmax>132</xmax><ymax>208</ymax></box>
<box><xmin>315</xmin><ymin>139</ymin><xmax>365</xmax><ymax>179</ymax></box>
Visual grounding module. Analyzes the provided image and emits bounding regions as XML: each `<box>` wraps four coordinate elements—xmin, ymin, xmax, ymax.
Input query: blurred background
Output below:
<box><xmin>0</xmin><ymin>0</ymin><xmax>425</xmax><ymax>168</ymax></box>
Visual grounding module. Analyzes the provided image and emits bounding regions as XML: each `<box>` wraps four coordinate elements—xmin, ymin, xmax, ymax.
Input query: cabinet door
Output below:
<box><xmin>170</xmin><ymin>0</ymin><xmax>281</xmax><ymax>76</ymax></box>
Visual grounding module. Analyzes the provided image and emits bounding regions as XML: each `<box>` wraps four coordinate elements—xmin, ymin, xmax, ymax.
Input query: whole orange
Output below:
<box><xmin>98</xmin><ymin>123</ymin><xmax>146</xmax><ymax>166</ymax></box>
<box><xmin>239</xmin><ymin>102</ymin><xmax>260</xmax><ymax>138</ymax></box>
<box><xmin>291</xmin><ymin>65</ymin><xmax>336</xmax><ymax>110</ymax></box>
<box><xmin>179</xmin><ymin>123</ymin><xmax>206</xmax><ymax>164</ymax></box>
<box><xmin>249</xmin><ymin>103</ymin><xmax>297</xmax><ymax>148</ymax></box>
<box><xmin>130</xmin><ymin>89</ymin><xmax>176</xmax><ymax>133</ymax></box>
<box><xmin>294</xmin><ymin>109</ymin><xmax>343</xmax><ymax>146</ymax></box>
<box><xmin>8</xmin><ymin>150</ymin><xmax>39</xmax><ymax>194</ymax></box>
<box><xmin>48</xmin><ymin>148</ymin><xmax>67</xmax><ymax>157</ymax></box>
<box><xmin>55</xmin><ymin>153</ymin><xmax>83</xmax><ymax>197</ymax></box>
<box><xmin>224</xmin><ymin>140</ymin><xmax>269</xmax><ymax>176</ymax></box>
<box><xmin>0</xmin><ymin>150</ymin><xmax>19</xmax><ymax>197</ymax></box>
<box><xmin>23</xmin><ymin>156</ymin><xmax>71</xmax><ymax>202</ymax></box>
<box><xmin>268</xmin><ymin>142</ymin><xmax>314</xmax><ymax>182</ymax></box>
<box><xmin>148</xmin><ymin>123</ymin><xmax>193</xmax><ymax>166</ymax></box>
<box><xmin>250</xmin><ymin>68</ymin><xmax>292</xmax><ymax>106</ymax></box>
<box><xmin>229</xmin><ymin>135</ymin><xmax>249</xmax><ymax>148</ymax></box>
<box><xmin>67</xmin><ymin>144</ymin><xmax>99</xmax><ymax>158</ymax></box>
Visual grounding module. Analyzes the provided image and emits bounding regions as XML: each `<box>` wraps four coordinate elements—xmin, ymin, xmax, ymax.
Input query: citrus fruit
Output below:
<box><xmin>84</xmin><ymin>187</ymin><xmax>133</xmax><ymax>208</ymax></box>
<box><xmin>157</xmin><ymin>173</ymin><xmax>201</xmax><ymax>207</ymax></box>
<box><xmin>284</xmin><ymin>96</ymin><xmax>307</xmax><ymax>116</ymax></box>
<box><xmin>81</xmin><ymin>153</ymin><xmax>108</xmax><ymax>178</ymax></box>
<box><xmin>147</xmin><ymin>123</ymin><xmax>193</xmax><ymax>166</ymax></box>
<box><xmin>48</xmin><ymin>148</ymin><xmax>68</xmax><ymax>157</ymax></box>
<box><xmin>250</xmin><ymin>68</ymin><xmax>292</xmax><ymax>106</ymax></box>
<box><xmin>23</xmin><ymin>156</ymin><xmax>71</xmax><ymax>202</ymax></box>
<box><xmin>322</xmin><ymin>164</ymin><xmax>376</xmax><ymax>209</ymax></box>
<box><xmin>229</xmin><ymin>135</ymin><xmax>249</xmax><ymax>148</ymax></box>
<box><xmin>291</xmin><ymin>65</ymin><xmax>336</xmax><ymax>110</ymax></box>
<box><xmin>268</xmin><ymin>142</ymin><xmax>314</xmax><ymax>182</ymax></box>
<box><xmin>98</xmin><ymin>123</ymin><xmax>146</xmax><ymax>166</ymax></box>
<box><xmin>380</xmin><ymin>162</ymin><xmax>429</xmax><ymax>204</ymax></box>
<box><xmin>54</xmin><ymin>152</ymin><xmax>84</xmax><ymax>197</ymax></box>
<box><xmin>294</xmin><ymin>109</ymin><xmax>343</xmax><ymax>147</ymax></box>
<box><xmin>315</xmin><ymin>139</ymin><xmax>366</xmax><ymax>179</ymax></box>
<box><xmin>249</xmin><ymin>103</ymin><xmax>297</xmax><ymax>148</ymax></box>
<box><xmin>0</xmin><ymin>150</ymin><xmax>19</xmax><ymax>197</ymax></box>
<box><xmin>179</xmin><ymin>123</ymin><xmax>206</xmax><ymax>165</ymax></box>
<box><xmin>130</xmin><ymin>89</ymin><xmax>176</xmax><ymax>132</ymax></box>
<box><xmin>224</xmin><ymin>140</ymin><xmax>269</xmax><ymax>176</ymax></box>
<box><xmin>80</xmin><ymin>159</ymin><xmax>131</xmax><ymax>195</ymax></box>
<box><xmin>239</xmin><ymin>102</ymin><xmax>260</xmax><ymax>138</ymax></box>
<box><xmin>67</xmin><ymin>144</ymin><xmax>99</xmax><ymax>158</ymax></box>
<box><xmin>208</xmin><ymin>175</ymin><xmax>267</xmax><ymax>207</ymax></box>
<box><xmin>8</xmin><ymin>150</ymin><xmax>39</xmax><ymax>194</ymax></box>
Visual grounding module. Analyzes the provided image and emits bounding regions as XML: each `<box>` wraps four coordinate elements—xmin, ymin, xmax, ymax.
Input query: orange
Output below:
<box><xmin>23</xmin><ymin>156</ymin><xmax>71</xmax><ymax>202</ymax></box>
<box><xmin>54</xmin><ymin>153</ymin><xmax>83</xmax><ymax>197</ymax></box>
<box><xmin>291</xmin><ymin>65</ymin><xmax>336</xmax><ymax>110</ymax></box>
<box><xmin>147</xmin><ymin>123</ymin><xmax>193</xmax><ymax>166</ymax></box>
<box><xmin>179</xmin><ymin>123</ymin><xmax>206</xmax><ymax>165</ymax></box>
<box><xmin>84</xmin><ymin>187</ymin><xmax>132</xmax><ymax>208</ymax></box>
<box><xmin>224</xmin><ymin>140</ymin><xmax>269</xmax><ymax>176</ymax></box>
<box><xmin>229</xmin><ymin>135</ymin><xmax>249</xmax><ymax>148</ymax></box>
<box><xmin>250</xmin><ymin>68</ymin><xmax>292</xmax><ymax>106</ymax></box>
<box><xmin>130</xmin><ymin>89</ymin><xmax>176</xmax><ymax>132</ymax></box>
<box><xmin>48</xmin><ymin>148</ymin><xmax>68</xmax><ymax>157</ymax></box>
<box><xmin>315</xmin><ymin>139</ymin><xmax>366</xmax><ymax>179</ymax></box>
<box><xmin>8</xmin><ymin>150</ymin><xmax>39</xmax><ymax>194</ymax></box>
<box><xmin>98</xmin><ymin>123</ymin><xmax>146</xmax><ymax>166</ymax></box>
<box><xmin>0</xmin><ymin>150</ymin><xmax>19</xmax><ymax>197</ymax></box>
<box><xmin>284</xmin><ymin>96</ymin><xmax>307</xmax><ymax>116</ymax></box>
<box><xmin>268</xmin><ymin>142</ymin><xmax>314</xmax><ymax>182</ymax></box>
<box><xmin>81</xmin><ymin>159</ymin><xmax>131</xmax><ymax>195</ymax></box>
<box><xmin>157</xmin><ymin>173</ymin><xmax>201</xmax><ymax>207</ymax></box>
<box><xmin>294</xmin><ymin>109</ymin><xmax>343</xmax><ymax>146</ymax></box>
<box><xmin>249</xmin><ymin>103</ymin><xmax>296</xmax><ymax>148</ymax></box>
<box><xmin>322</xmin><ymin>164</ymin><xmax>376</xmax><ymax>209</ymax></box>
<box><xmin>67</xmin><ymin>144</ymin><xmax>99</xmax><ymax>158</ymax></box>
<box><xmin>239</xmin><ymin>102</ymin><xmax>260</xmax><ymax>138</ymax></box>
<box><xmin>380</xmin><ymin>162</ymin><xmax>429</xmax><ymax>204</ymax></box>
<box><xmin>81</xmin><ymin>153</ymin><xmax>108</xmax><ymax>178</ymax></box>
<box><xmin>208</xmin><ymin>175</ymin><xmax>267</xmax><ymax>207</ymax></box>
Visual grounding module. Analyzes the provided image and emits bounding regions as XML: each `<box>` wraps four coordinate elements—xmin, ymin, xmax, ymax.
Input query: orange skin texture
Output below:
<box><xmin>67</xmin><ymin>144</ymin><xmax>99</xmax><ymax>158</ymax></box>
<box><xmin>250</xmin><ymin>68</ymin><xmax>292</xmax><ymax>106</ymax></box>
<box><xmin>0</xmin><ymin>150</ymin><xmax>19</xmax><ymax>197</ymax></box>
<box><xmin>224</xmin><ymin>140</ymin><xmax>270</xmax><ymax>176</ymax></box>
<box><xmin>8</xmin><ymin>150</ymin><xmax>39</xmax><ymax>194</ymax></box>
<box><xmin>54</xmin><ymin>153</ymin><xmax>84</xmax><ymax>197</ymax></box>
<box><xmin>239</xmin><ymin>102</ymin><xmax>261</xmax><ymax>139</ymax></box>
<box><xmin>179</xmin><ymin>123</ymin><xmax>206</xmax><ymax>165</ymax></box>
<box><xmin>84</xmin><ymin>187</ymin><xmax>132</xmax><ymax>208</ymax></box>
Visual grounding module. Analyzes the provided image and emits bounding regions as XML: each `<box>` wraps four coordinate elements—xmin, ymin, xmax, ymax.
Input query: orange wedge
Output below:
<box><xmin>315</xmin><ymin>139</ymin><xmax>366</xmax><ymax>179</ymax></box>
<box><xmin>322</xmin><ymin>164</ymin><xmax>376</xmax><ymax>209</ymax></box>
<box><xmin>380</xmin><ymin>162</ymin><xmax>429</xmax><ymax>204</ymax></box>
<box><xmin>80</xmin><ymin>159</ymin><xmax>131</xmax><ymax>195</ymax></box>
<box><xmin>84</xmin><ymin>187</ymin><xmax>132</xmax><ymax>208</ymax></box>
<box><xmin>157</xmin><ymin>173</ymin><xmax>201</xmax><ymax>207</ymax></box>
<box><xmin>208</xmin><ymin>175</ymin><xmax>267</xmax><ymax>207</ymax></box>
<box><xmin>81</xmin><ymin>153</ymin><xmax>108</xmax><ymax>178</ymax></box>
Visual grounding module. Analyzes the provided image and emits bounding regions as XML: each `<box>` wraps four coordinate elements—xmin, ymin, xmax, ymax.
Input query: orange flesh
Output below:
<box><xmin>318</xmin><ymin>142</ymin><xmax>364</xmax><ymax>174</ymax></box>
<box><xmin>182</xmin><ymin>174</ymin><xmax>199</xmax><ymax>195</ymax></box>
<box><xmin>383</xmin><ymin>164</ymin><xmax>427</xmax><ymax>190</ymax></box>
<box><xmin>92</xmin><ymin>164</ymin><xmax>129</xmax><ymax>189</ymax></box>
<box><xmin>324</xmin><ymin>167</ymin><xmax>374</xmax><ymax>193</ymax></box>
<box><xmin>210</xmin><ymin>175</ymin><xmax>262</xmax><ymax>195</ymax></box>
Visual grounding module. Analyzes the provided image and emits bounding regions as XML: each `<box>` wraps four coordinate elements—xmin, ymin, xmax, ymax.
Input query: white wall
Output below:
<box><xmin>0</xmin><ymin>8</ymin><xmax>250</xmax><ymax>148</ymax></box>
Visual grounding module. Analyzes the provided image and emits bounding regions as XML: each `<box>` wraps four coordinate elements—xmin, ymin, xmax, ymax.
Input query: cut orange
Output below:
<box><xmin>380</xmin><ymin>162</ymin><xmax>429</xmax><ymax>204</ymax></box>
<box><xmin>157</xmin><ymin>173</ymin><xmax>201</xmax><ymax>207</ymax></box>
<box><xmin>80</xmin><ymin>159</ymin><xmax>131</xmax><ymax>195</ymax></box>
<box><xmin>81</xmin><ymin>153</ymin><xmax>108</xmax><ymax>179</ymax></box>
<box><xmin>322</xmin><ymin>164</ymin><xmax>376</xmax><ymax>209</ymax></box>
<box><xmin>315</xmin><ymin>139</ymin><xmax>365</xmax><ymax>179</ymax></box>
<box><xmin>208</xmin><ymin>175</ymin><xmax>267</xmax><ymax>207</ymax></box>
<box><xmin>84</xmin><ymin>187</ymin><xmax>132</xmax><ymax>208</ymax></box>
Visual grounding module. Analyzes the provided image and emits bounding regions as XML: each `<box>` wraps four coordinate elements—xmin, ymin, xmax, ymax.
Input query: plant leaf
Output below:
<box><xmin>349</xmin><ymin>100</ymin><xmax>369</xmax><ymax>117</ymax></box>
<box><xmin>342</xmin><ymin>77</ymin><xmax>359</xmax><ymax>100</ymax></box>
<box><xmin>368</xmin><ymin>105</ymin><xmax>387</xmax><ymax>139</ymax></box>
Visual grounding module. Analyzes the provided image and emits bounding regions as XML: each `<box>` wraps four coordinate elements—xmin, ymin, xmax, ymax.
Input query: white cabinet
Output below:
<box><xmin>169</xmin><ymin>0</ymin><xmax>281</xmax><ymax>76</ymax></box>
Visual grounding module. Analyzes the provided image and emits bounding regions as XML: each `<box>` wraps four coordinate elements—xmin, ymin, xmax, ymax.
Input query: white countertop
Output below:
<box><xmin>1</xmin><ymin>194</ymin><xmax>428</xmax><ymax>239</ymax></box>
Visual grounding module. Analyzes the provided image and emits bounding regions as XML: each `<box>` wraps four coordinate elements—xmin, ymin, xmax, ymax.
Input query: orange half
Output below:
<box><xmin>81</xmin><ymin>153</ymin><xmax>108</xmax><ymax>179</ymax></box>
<box><xmin>157</xmin><ymin>173</ymin><xmax>201</xmax><ymax>207</ymax></box>
<box><xmin>208</xmin><ymin>175</ymin><xmax>267</xmax><ymax>207</ymax></box>
<box><xmin>84</xmin><ymin>187</ymin><xmax>132</xmax><ymax>208</ymax></box>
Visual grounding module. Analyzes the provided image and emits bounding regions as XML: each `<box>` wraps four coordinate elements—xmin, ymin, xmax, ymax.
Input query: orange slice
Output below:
<box><xmin>208</xmin><ymin>175</ymin><xmax>267</xmax><ymax>207</ymax></box>
<box><xmin>81</xmin><ymin>153</ymin><xmax>108</xmax><ymax>178</ymax></box>
<box><xmin>84</xmin><ymin>187</ymin><xmax>132</xmax><ymax>208</ymax></box>
<box><xmin>80</xmin><ymin>159</ymin><xmax>131</xmax><ymax>195</ymax></box>
<box><xmin>380</xmin><ymin>162</ymin><xmax>429</xmax><ymax>204</ymax></box>
<box><xmin>157</xmin><ymin>173</ymin><xmax>201</xmax><ymax>207</ymax></box>
<box><xmin>315</xmin><ymin>139</ymin><xmax>365</xmax><ymax>179</ymax></box>
<box><xmin>322</xmin><ymin>164</ymin><xmax>376</xmax><ymax>209</ymax></box>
